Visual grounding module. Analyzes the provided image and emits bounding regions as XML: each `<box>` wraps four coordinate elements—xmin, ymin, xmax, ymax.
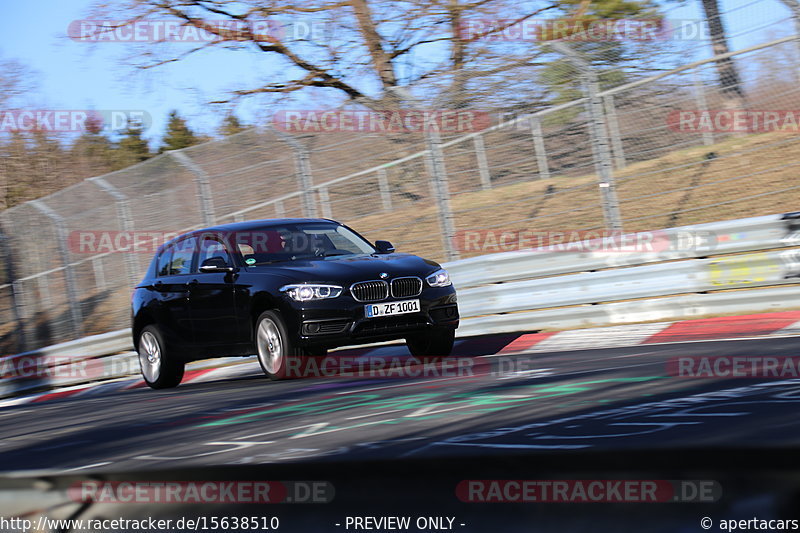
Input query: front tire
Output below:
<box><xmin>406</xmin><ymin>328</ymin><xmax>455</xmax><ymax>358</ymax></box>
<box><xmin>255</xmin><ymin>311</ymin><xmax>305</xmax><ymax>380</ymax></box>
<box><xmin>138</xmin><ymin>325</ymin><xmax>185</xmax><ymax>389</ymax></box>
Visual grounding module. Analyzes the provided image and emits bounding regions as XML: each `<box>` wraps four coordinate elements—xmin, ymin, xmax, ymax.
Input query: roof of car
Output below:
<box><xmin>196</xmin><ymin>218</ymin><xmax>337</xmax><ymax>233</ymax></box>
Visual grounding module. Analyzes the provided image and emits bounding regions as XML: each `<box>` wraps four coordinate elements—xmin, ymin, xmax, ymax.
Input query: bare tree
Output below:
<box><xmin>87</xmin><ymin>0</ymin><xmax>564</xmax><ymax>110</ymax></box>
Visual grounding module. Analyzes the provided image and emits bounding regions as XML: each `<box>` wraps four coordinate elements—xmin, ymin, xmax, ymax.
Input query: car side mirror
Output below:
<box><xmin>375</xmin><ymin>240</ymin><xmax>395</xmax><ymax>254</ymax></box>
<box><xmin>199</xmin><ymin>256</ymin><xmax>236</xmax><ymax>273</ymax></box>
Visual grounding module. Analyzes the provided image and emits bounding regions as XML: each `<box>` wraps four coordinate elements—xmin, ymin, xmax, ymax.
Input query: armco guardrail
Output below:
<box><xmin>1</xmin><ymin>212</ymin><xmax>799</xmax><ymax>399</ymax></box>
<box><xmin>448</xmin><ymin>213</ymin><xmax>800</xmax><ymax>288</ymax></box>
<box><xmin>456</xmin><ymin>249</ymin><xmax>797</xmax><ymax>317</ymax></box>
<box><xmin>452</xmin><ymin>211</ymin><xmax>800</xmax><ymax>334</ymax></box>
<box><xmin>0</xmin><ymin>330</ymin><xmax>136</xmax><ymax>399</ymax></box>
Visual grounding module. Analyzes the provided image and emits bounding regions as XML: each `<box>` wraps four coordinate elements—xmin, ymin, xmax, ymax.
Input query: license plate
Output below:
<box><xmin>365</xmin><ymin>299</ymin><xmax>420</xmax><ymax>318</ymax></box>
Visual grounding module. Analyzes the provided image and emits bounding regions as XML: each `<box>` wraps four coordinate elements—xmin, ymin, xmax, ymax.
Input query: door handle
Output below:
<box><xmin>188</xmin><ymin>279</ymin><xmax>199</xmax><ymax>287</ymax></box>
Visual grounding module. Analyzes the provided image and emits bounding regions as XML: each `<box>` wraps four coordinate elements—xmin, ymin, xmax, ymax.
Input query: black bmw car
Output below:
<box><xmin>131</xmin><ymin>218</ymin><xmax>459</xmax><ymax>388</ymax></box>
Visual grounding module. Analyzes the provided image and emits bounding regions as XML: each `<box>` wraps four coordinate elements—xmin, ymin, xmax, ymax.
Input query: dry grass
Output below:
<box><xmin>349</xmin><ymin>130</ymin><xmax>800</xmax><ymax>261</ymax></box>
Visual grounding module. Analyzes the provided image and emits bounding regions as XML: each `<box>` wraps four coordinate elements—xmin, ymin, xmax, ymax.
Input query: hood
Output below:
<box><xmin>244</xmin><ymin>253</ymin><xmax>441</xmax><ymax>284</ymax></box>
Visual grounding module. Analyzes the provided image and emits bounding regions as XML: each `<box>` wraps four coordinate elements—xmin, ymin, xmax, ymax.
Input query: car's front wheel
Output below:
<box><xmin>406</xmin><ymin>328</ymin><xmax>455</xmax><ymax>358</ymax></box>
<box><xmin>138</xmin><ymin>324</ymin><xmax>185</xmax><ymax>389</ymax></box>
<box><xmin>255</xmin><ymin>311</ymin><xmax>308</xmax><ymax>380</ymax></box>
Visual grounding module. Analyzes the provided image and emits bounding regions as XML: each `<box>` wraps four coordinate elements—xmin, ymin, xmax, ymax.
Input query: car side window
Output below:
<box><xmin>197</xmin><ymin>235</ymin><xmax>232</xmax><ymax>270</ymax></box>
<box><xmin>169</xmin><ymin>237</ymin><xmax>197</xmax><ymax>275</ymax></box>
<box><xmin>157</xmin><ymin>245</ymin><xmax>174</xmax><ymax>277</ymax></box>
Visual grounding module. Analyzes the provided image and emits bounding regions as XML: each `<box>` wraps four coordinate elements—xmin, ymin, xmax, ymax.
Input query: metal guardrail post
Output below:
<box><xmin>0</xmin><ymin>230</ymin><xmax>28</xmax><ymax>352</ymax></box>
<box><xmin>92</xmin><ymin>256</ymin><xmax>107</xmax><ymax>290</ymax></box>
<box><xmin>552</xmin><ymin>42</ymin><xmax>623</xmax><ymax>231</ymax></box>
<box><xmin>318</xmin><ymin>187</ymin><xmax>332</xmax><ymax>219</ymax></box>
<box><xmin>528</xmin><ymin>115</ymin><xmax>551</xmax><ymax>180</ymax></box>
<box><xmin>473</xmin><ymin>135</ymin><xmax>493</xmax><ymax>189</ymax></box>
<box><xmin>426</xmin><ymin>129</ymin><xmax>459</xmax><ymax>261</ymax></box>
<box><xmin>270</xmin><ymin>128</ymin><xmax>318</xmax><ymax>218</ymax></box>
<box><xmin>30</xmin><ymin>200</ymin><xmax>83</xmax><ymax>338</ymax></box>
<box><xmin>170</xmin><ymin>151</ymin><xmax>217</xmax><ymax>226</ymax></box>
<box><xmin>692</xmin><ymin>68</ymin><xmax>715</xmax><ymax>147</ymax></box>
<box><xmin>393</xmin><ymin>87</ymin><xmax>459</xmax><ymax>261</ymax></box>
<box><xmin>90</xmin><ymin>176</ymin><xmax>140</xmax><ymax>288</ymax></box>
<box><xmin>37</xmin><ymin>276</ymin><xmax>52</xmax><ymax>314</ymax></box>
<box><xmin>296</xmin><ymin>149</ymin><xmax>318</xmax><ymax>218</ymax></box>
<box><xmin>377</xmin><ymin>168</ymin><xmax>393</xmax><ymax>211</ymax></box>
<box><xmin>604</xmin><ymin>94</ymin><xmax>627</xmax><ymax>170</ymax></box>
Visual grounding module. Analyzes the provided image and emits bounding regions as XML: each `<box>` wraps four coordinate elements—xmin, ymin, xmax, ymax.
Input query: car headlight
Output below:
<box><xmin>425</xmin><ymin>269</ymin><xmax>452</xmax><ymax>287</ymax></box>
<box><xmin>281</xmin><ymin>284</ymin><xmax>343</xmax><ymax>302</ymax></box>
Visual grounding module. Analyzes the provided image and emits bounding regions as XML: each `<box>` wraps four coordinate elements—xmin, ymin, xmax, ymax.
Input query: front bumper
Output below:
<box><xmin>278</xmin><ymin>286</ymin><xmax>459</xmax><ymax>349</ymax></box>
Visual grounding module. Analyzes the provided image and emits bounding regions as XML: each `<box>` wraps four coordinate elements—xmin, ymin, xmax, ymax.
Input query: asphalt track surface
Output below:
<box><xmin>2</xmin><ymin>334</ymin><xmax>800</xmax><ymax>473</ymax></box>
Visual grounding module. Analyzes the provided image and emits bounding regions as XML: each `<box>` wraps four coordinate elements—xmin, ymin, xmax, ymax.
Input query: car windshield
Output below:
<box><xmin>231</xmin><ymin>222</ymin><xmax>376</xmax><ymax>265</ymax></box>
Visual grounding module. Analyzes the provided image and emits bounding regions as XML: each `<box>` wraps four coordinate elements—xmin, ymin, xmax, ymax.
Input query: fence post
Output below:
<box><xmin>91</xmin><ymin>256</ymin><xmax>107</xmax><ymax>291</ymax></box>
<box><xmin>318</xmin><ymin>187</ymin><xmax>333</xmax><ymax>219</ymax></box>
<box><xmin>270</xmin><ymin>129</ymin><xmax>317</xmax><ymax>218</ymax></box>
<box><xmin>90</xmin><ymin>176</ymin><xmax>140</xmax><ymax>288</ymax></box>
<box><xmin>377</xmin><ymin>168</ymin><xmax>393</xmax><ymax>211</ymax></box>
<box><xmin>552</xmin><ymin>43</ymin><xmax>623</xmax><ymax>231</ymax></box>
<box><xmin>0</xmin><ymin>229</ymin><xmax>27</xmax><ymax>352</ymax></box>
<box><xmin>294</xmin><ymin>149</ymin><xmax>317</xmax><ymax>217</ymax></box>
<box><xmin>30</xmin><ymin>200</ymin><xmax>83</xmax><ymax>338</ymax></box>
<box><xmin>389</xmin><ymin>87</ymin><xmax>459</xmax><ymax>260</ymax></box>
<box><xmin>37</xmin><ymin>276</ymin><xmax>52</xmax><ymax>312</ymax></box>
<box><xmin>425</xmin><ymin>128</ymin><xmax>459</xmax><ymax>261</ymax></box>
<box><xmin>692</xmin><ymin>68</ymin><xmax>715</xmax><ymax>147</ymax></box>
<box><xmin>603</xmin><ymin>94</ymin><xmax>627</xmax><ymax>169</ymax></box>
<box><xmin>528</xmin><ymin>115</ymin><xmax>551</xmax><ymax>180</ymax></box>
<box><xmin>473</xmin><ymin>135</ymin><xmax>493</xmax><ymax>189</ymax></box>
<box><xmin>170</xmin><ymin>151</ymin><xmax>217</xmax><ymax>226</ymax></box>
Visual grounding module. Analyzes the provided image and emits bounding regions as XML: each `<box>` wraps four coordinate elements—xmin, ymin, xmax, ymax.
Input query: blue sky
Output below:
<box><xmin>0</xmin><ymin>0</ymin><xmax>792</xmax><ymax>148</ymax></box>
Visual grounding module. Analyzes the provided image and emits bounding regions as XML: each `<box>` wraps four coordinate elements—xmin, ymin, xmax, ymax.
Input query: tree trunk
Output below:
<box><xmin>700</xmin><ymin>0</ymin><xmax>746</xmax><ymax>110</ymax></box>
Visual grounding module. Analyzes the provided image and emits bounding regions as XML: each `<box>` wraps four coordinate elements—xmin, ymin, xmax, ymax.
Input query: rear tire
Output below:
<box><xmin>138</xmin><ymin>325</ymin><xmax>185</xmax><ymax>389</ymax></box>
<box><xmin>255</xmin><ymin>311</ymin><xmax>306</xmax><ymax>380</ymax></box>
<box><xmin>406</xmin><ymin>328</ymin><xmax>455</xmax><ymax>358</ymax></box>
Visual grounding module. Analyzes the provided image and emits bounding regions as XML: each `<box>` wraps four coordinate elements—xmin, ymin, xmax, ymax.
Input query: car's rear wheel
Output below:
<box><xmin>406</xmin><ymin>327</ymin><xmax>455</xmax><ymax>358</ymax></box>
<box><xmin>255</xmin><ymin>311</ymin><xmax>306</xmax><ymax>380</ymax></box>
<box><xmin>138</xmin><ymin>325</ymin><xmax>185</xmax><ymax>389</ymax></box>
